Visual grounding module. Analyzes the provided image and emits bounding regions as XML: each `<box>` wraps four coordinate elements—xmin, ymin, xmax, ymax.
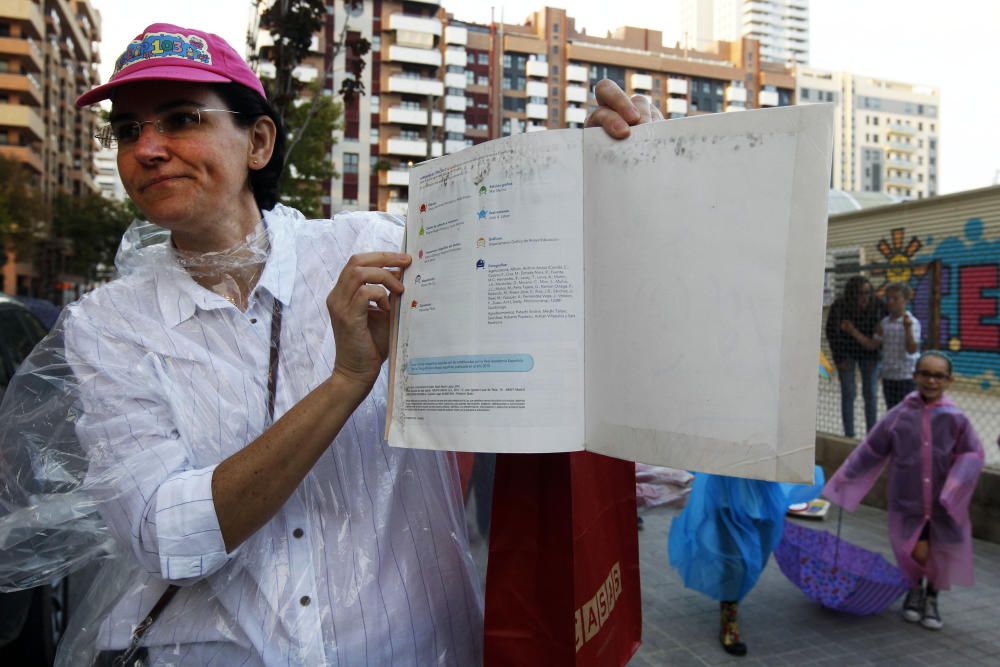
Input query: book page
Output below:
<box><xmin>387</xmin><ymin>130</ymin><xmax>585</xmax><ymax>453</ymax></box>
<box><xmin>582</xmin><ymin>105</ymin><xmax>833</xmax><ymax>482</ymax></box>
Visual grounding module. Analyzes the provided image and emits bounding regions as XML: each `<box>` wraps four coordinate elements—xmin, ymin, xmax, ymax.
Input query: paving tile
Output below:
<box><xmin>629</xmin><ymin>504</ymin><xmax>999</xmax><ymax>667</ymax></box>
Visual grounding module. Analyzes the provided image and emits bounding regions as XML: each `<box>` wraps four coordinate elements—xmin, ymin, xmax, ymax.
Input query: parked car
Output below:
<box><xmin>0</xmin><ymin>294</ymin><xmax>68</xmax><ymax>666</ymax></box>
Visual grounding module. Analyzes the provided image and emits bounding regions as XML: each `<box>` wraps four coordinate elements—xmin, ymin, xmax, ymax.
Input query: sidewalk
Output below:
<box><xmin>631</xmin><ymin>504</ymin><xmax>1000</xmax><ymax>666</ymax></box>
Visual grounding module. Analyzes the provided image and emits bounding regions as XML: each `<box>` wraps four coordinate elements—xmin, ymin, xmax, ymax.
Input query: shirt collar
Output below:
<box><xmin>151</xmin><ymin>209</ymin><xmax>298</xmax><ymax>328</ymax></box>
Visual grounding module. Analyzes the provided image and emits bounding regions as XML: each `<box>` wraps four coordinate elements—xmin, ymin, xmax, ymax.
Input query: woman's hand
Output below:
<box><xmin>585</xmin><ymin>79</ymin><xmax>664</xmax><ymax>139</ymax></box>
<box><xmin>327</xmin><ymin>251</ymin><xmax>411</xmax><ymax>391</ymax></box>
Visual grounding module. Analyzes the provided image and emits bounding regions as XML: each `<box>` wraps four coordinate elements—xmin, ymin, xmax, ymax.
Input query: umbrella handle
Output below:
<box><xmin>833</xmin><ymin>504</ymin><xmax>844</xmax><ymax>571</ymax></box>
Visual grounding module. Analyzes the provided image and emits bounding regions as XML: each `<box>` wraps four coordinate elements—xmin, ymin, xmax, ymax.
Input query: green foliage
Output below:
<box><xmin>279</xmin><ymin>85</ymin><xmax>342</xmax><ymax>217</ymax></box>
<box><xmin>0</xmin><ymin>155</ymin><xmax>45</xmax><ymax>261</ymax></box>
<box><xmin>258</xmin><ymin>0</ymin><xmax>368</xmax><ymax>214</ymax></box>
<box><xmin>50</xmin><ymin>192</ymin><xmax>133</xmax><ymax>281</ymax></box>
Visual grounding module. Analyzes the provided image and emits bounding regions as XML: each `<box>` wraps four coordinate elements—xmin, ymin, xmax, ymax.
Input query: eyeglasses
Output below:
<box><xmin>95</xmin><ymin>108</ymin><xmax>243</xmax><ymax>149</ymax></box>
<box><xmin>915</xmin><ymin>370</ymin><xmax>950</xmax><ymax>381</ymax></box>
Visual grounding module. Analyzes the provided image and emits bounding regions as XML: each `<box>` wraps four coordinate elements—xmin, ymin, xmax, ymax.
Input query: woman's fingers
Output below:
<box><xmin>586</xmin><ymin>79</ymin><xmax>639</xmax><ymax>138</ymax></box>
<box><xmin>585</xmin><ymin>79</ymin><xmax>662</xmax><ymax>138</ymax></box>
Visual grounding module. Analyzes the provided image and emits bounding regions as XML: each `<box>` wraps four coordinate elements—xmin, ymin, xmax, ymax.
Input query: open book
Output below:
<box><xmin>385</xmin><ymin>104</ymin><xmax>833</xmax><ymax>483</ymax></box>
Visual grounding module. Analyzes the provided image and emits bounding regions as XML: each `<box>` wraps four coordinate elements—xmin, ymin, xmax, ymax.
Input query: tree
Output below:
<box><xmin>50</xmin><ymin>192</ymin><xmax>133</xmax><ymax>282</ymax></box>
<box><xmin>0</xmin><ymin>154</ymin><xmax>45</xmax><ymax>263</ymax></box>
<box><xmin>256</xmin><ymin>0</ymin><xmax>369</xmax><ymax>216</ymax></box>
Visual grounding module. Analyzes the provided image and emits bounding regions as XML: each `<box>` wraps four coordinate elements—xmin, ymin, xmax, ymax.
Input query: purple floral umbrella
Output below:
<box><xmin>775</xmin><ymin>518</ymin><xmax>909</xmax><ymax>615</ymax></box>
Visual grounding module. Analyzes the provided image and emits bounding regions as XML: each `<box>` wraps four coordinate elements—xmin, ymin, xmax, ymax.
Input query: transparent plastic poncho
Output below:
<box><xmin>0</xmin><ymin>204</ymin><xmax>484</xmax><ymax>666</ymax></box>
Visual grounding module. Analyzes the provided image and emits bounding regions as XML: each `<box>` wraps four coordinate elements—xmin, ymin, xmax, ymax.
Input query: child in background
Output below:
<box><xmin>875</xmin><ymin>283</ymin><xmax>921</xmax><ymax>409</ymax></box>
<box><xmin>824</xmin><ymin>352</ymin><xmax>984</xmax><ymax>631</ymax></box>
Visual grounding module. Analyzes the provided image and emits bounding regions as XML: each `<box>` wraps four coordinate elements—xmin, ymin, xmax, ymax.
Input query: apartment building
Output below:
<box><xmin>0</xmin><ymin>0</ymin><xmax>101</xmax><ymax>295</ymax></box>
<box><xmin>681</xmin><ymin>0</ymin><xmax>810</xmax><ymax>66</ymax></box>
<box><xmin>798</xmin><ymin>67</ymin><xmax>940</xmax><ymax>200</ymax></box>
<box><xmin>250</xmin><ymin>3</ymin><xmax>798</xmax><ymax>215</ymax></box>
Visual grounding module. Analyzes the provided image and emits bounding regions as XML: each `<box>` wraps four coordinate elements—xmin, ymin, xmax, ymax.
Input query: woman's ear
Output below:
<box><xmin>248</xmin><ymin>115</ymin><xmax>277</xmax><ymax>170</ymax></box>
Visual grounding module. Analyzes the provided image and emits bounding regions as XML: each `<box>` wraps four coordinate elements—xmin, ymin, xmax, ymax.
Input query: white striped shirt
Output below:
<box><xmin>65</xmin><ymin>205</ymin><xmax>483</xmax><ymax>666</ymax></box>
<box><xmin>877</xmin><ymin>312</ymin><xmax>921</xmax><ymax>380</ymax></box>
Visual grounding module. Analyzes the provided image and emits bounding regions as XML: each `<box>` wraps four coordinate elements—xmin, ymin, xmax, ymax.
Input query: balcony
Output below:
<box><xmin>445</xmin><ymin>115</ymin><xmax>466</xmax><ymax>133</ymax></box>
<box><xmin>886</xmin><ymin>158</ymin><xmax>914</xmax><ymax>171</ymax></box>
<box><xmin>6</xmin><ymin>0</ymin><xmax>45</xmax><ymax>39</ymax></box>
<box><xmin>886</xmin><ymin>172</ymin><xmax>914</xmax><ymax>187</ymax></box>
<box><xmin>630</xmin><ymin>73</ymin><xmax>653</xmax><ymax>92</ymax></box>
<box><xmin>725</xmin><ymin>103</ymin><xmax>746</xmax><ymax>113</ymax></box>
<box><xmin>388</xmin><ymin>13</ymin><xmax>442</xmax><ymax>36</ymax></box>
<box><xmin>445</xmin><ymin>47</ymin><xmax>466</xmax><ymax>67</ymax></box>
<box><xmin>566</xmin><ymin>64</ymin><xmax>588</xmax><ymax>82</ymax></box>
<box><xmin>565</xmin><ymin>85</ymin><xmax>587</xmax><ymax>103</ymax></box>
<box><xmin>887</xmin><ymin>122</ymin><xmax>916</xmax><ymax>137</ymax></box>
<box><xmin>0</xmin><ymin>103</ymin><xmax>44</xmax><ymax>139</ymax></box>
<box><xmin>387</xmin><ymin>44</ymin><xmax>441</xmax><ymax>67</ymax></box>
<box><xmin>667</xmin><ymin>98</ymin><xmax>688</xmax><ymax>115</ymax></box>
<box><xmin>292</xmin><ymin>65</ymin><xmax>318</xmax><ymax>83</ymax></box>
<box><xmin>758</xmin><ymin>89</ymin><xmax>779</xmax><ymax>107</ymax></box>
<box><xmin>667</xmin><ymin>78</ymin><xmax>688</xmax><ymax>96</ymax></box>
<box><xmin>444</xmin><ymin>26</ymin><xmax>467</xmax><ymax>46</ymax></box>
<box><xmin>565</xmin><ymin>106</ymin><xmax>587</xmax><ymax>124</ymax></box>
<box><xmin>444</xmin><ymin>94</ymin><xmax>465</xmax><ymax>111</ymax></box>
<box><xmin>526</xmin><ymin>60</ymin><xmax>548</xmax><ymax>78</ymax></box>
<box><xmin>526</xmin><ymin>80</ymin><xmax>548</xmax><ymax>98</ymax></box>
<box><xmin>0</xmin><ymin>73</ymin><xmax>42</xmax><ymax>105</ymax></box>
<box><xmin>726</xmin><ymin>86</ymin><xmax>747</xmax><ymax>103</ymax></box>
<box><xmin>386</xmin><ymin>200</ymin><xmax>409</xmax><ymax>217</ymax></box>
<box><xmin>0</xmin><ymin>37</ymin><xmax>43</xmax><ymax>72</ymax></box>
<box><xmin>384</xmin><ymin>169</ymin><xmax>410</xmax><ymax>186</ymax></box>
<box><xmin>387</xmin><ymin>106</ymin><xmax>443</xmax><ymax>126</ymax></box>
<box><xmin>526</xmin><ymin>123</ymin><xmax>547</xmax><ymax>132</ymax></box>
<box><xmin>887</xmin><ymin>140</ymin><xmax>915</xmax><ymax>153</ymax></box>
<box><xmin>444</xmin><ymin>72</ymin><xmax>466</xmax><ymax>89</ymax></box>
<box><xmin>386</xmin><ymin>137</ymin><xmax>442</xmax><ymax>157</ymax></box>
<box><xmin>387</xmin><ymin>75</ymin><xmax>444</xmax><ymax>96</ymax></box>
<box><xmin>526</xmin><ymin>103</ymin><xmax>548</xmax><ymax>120</ymax></box>
<box><xmin>0</xmin><ymin>145</ymin><xmax>42</xmax><ymax>173</ymax></box>
<box><xmin>445</xmin><ymin>139</ymin><xmax>467</xmax><ymax>153</ymax></box>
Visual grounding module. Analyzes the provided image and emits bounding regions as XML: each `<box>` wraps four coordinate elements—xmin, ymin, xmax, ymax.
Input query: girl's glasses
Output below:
<box><xmin>915</xmin><ymin>370</ymin><xmax>950</xmax><ymax>381</ymax></box>
<box><xmin>95</xmin><ymin>108</ymin><xmax>243</xmax><ymax>149</ymax></box>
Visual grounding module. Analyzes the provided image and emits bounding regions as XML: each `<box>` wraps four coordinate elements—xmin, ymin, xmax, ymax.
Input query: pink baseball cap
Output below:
<box><xmin>76</xmin><ymin>23</ymin><xmax>267</xmax><ymax>108</ymax></box>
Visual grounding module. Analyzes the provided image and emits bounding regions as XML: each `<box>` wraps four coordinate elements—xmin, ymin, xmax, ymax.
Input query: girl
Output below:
<box><xmin>823</xmin><ymin>352</ymin><xmax>984</xmax><ymax>630</ymax></box>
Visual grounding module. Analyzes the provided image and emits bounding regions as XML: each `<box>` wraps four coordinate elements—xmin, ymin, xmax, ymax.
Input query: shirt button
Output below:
<box><xmin>300</xmin><ymin>595</ymin><xmax>311</xmax><ymax>607</ymax></box>
<box><xmin>249</xmin><ymin>318</ymin><xmax>258</xmax><ymax>324</ymax></box>
<box><xmin>293</xmin><ymin>528</ymin><xmax>304</xmax><ymax>539</ymax></box>
<box><xmin>924</xmin><ymin>478</ymin><xmax>930</xmax><ymax>483</ymax></box>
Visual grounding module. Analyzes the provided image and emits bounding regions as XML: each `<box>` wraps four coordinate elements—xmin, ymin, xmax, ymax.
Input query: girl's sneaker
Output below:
<box><xmin>921</xmin><ymin>596</ymin><xmax>943</xmax><ymax>630</ymax></box>
<box><xmin>902</xmin><ymin>587</ymin><xmax>924</xmax><ymax>623</ymax></box>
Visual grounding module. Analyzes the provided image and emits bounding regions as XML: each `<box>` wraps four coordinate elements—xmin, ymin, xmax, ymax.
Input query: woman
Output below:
<box><xmin>825</xmin><ymin>275</ymin><xmax>885</xmax><ymax>437</ymax></box>
<box><xmin>0</xmin><ymin>24</ymin><xmax>652</xmax><ymax>665</ymax></box>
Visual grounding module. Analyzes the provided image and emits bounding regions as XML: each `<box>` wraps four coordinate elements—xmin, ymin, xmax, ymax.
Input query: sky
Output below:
<box><xmin>92</xmin><ymin>0</ymin><xmax>1000</xmax><ymax>195</ymax></box>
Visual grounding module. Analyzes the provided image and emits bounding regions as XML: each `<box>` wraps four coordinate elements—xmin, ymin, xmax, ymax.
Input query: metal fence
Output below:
<box><xmin>817</xmin><ymin>262</ymin><xmax>1000</xmax><ymax>470</ymax></box>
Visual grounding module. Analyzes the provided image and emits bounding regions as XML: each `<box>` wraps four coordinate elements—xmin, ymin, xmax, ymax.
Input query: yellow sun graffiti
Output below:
<box><xmin>871</xmin><ymin>227</ymin><xmax>927</xmax><ymax>292</ymax></box>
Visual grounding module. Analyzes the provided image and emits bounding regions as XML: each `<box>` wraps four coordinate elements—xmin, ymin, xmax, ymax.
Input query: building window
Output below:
<box><xmin>371</xmin><ymin>36</ymin><xmax>380</xmax><ymax>52</ymax></box>
<box><xmin>551</xmin><ymin>45</ymin><xmax>559</xmax><ymax>54</ymax></box>
<box><xmin>343</xmin><ymin>152</ymin><xmax>359</xmax><ymax>174</ymax></box>
<box><xmin>370</xmin><ymin>95</ymin><xmax>379</xmax><ymax>114</ymax></box>
<box><xmin>370</xmin><ymin>127</ymin><xmax>379</xmax><ymax>144</ymax></box>
<box><xmin>503</xmin><ymin>54</ymin><xmax>511</xmax><ymax>67</ymax></box>
<box><xmin>553</xmin><ymin>22</ymin><xmax>559</xmax><ymax>33</ymax></box>
<box><xmin>479</xmin><ymin>52</ymin><xmax>489</xmax><ymax>65</ymax></box>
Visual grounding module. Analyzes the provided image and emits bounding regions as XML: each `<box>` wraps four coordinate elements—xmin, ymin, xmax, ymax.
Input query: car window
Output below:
<box><xmin>0</xmin><ymin>307</ymin><xmax>46</xmax><ymax>390</ymax></box>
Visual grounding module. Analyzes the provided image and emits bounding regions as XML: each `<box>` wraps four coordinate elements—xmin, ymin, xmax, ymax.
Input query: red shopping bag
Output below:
<box><xmin>484</xmin><ymin>452</ymin><xmax>642</xmax><ymax>666</ymax></box>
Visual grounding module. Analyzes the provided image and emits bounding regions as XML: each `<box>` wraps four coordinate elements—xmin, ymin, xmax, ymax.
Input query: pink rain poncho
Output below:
<box><xmin>823</xmin><ymin>393</ymin><xmax>984</xmax><ymax>589</ymax></box>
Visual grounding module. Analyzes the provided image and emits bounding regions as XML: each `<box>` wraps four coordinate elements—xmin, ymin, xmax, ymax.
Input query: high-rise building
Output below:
<box><xmin>798</xmin><ymin>67</ymin><xmax>940</xmax><ymax>200</ymax></box>
<box><xmin>251</xmin><ymin>3</ymin><xmax>798</xmax><ymax>216</ymax></box>
<box><xmin>0</xmin><ymin>0</ymin><xmax>102</xmax><ymax>296</ymax></box>
<box><xmin>681</xmin><ymin>0</ymin><xmax>809</xmax><ymax>65</ymax></box>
